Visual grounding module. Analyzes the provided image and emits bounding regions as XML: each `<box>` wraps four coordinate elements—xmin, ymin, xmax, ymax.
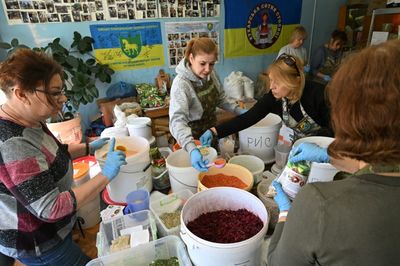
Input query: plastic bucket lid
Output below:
<box><xmin>73</xmin><ymin>162</ymin><xmax>90</xmax><ymax>184</ymax></box>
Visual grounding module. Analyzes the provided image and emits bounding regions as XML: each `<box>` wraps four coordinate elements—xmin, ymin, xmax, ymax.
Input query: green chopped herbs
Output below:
<box><xmin>287</xmin><ymin>161</ymin><xmax>311</xmax><ymax>176</ymax></box>
<box><xmin>159</xmin><ymin>210</ymin><xmax>181</xmax><ymax>229</ymax></box>
<box><xmin>149</xmin><ymin>256</ymin><xmax>179</xmax><ymax>266</ymax></box>
<box><xmin>136</xmin><ymin>83</ymin><xmax>166</xmax><ymax>109</ymax></box>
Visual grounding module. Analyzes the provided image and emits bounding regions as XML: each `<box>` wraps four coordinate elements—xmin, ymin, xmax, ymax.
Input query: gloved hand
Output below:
<box><xmin>200</xmin><ymin>130</ymin><xmax>213</xmax><ymax>147</ymax></box>
<box><xmin>102</xmin><ymin>138</ymin><xmax>127</xmax><ymax>181</ymax></box>
<box><xmin>323</xmin><ymin>74</ymin><xmax>331</xmax><ymax>82</ymax></box>
<box><xmin>238</xmin><ymin>108</ymin><xmax>248</xmax><ymax>115</ymax></box>
<box><xmin>303</xmin><ymin>65</ymin><xmax>310</xmax><ymax>73</ymax></box>
<box><xmin>289</xmin><ymin>142</ymin><xmax>329</xmax><ymax>164</ymax></box>
<box><xmin>190</xmin><ymin>148</ymin><xmax>209</xmax><ymax>172</ymax></box>
<box><xmin>272</xmin><ymin>180</ymin><xmax>291</xmax><ymax>212</ymax></box>
<box><xmin>89</xmin><ymin>138</ymin><xmax>110</xmax><ymax>153</ymax></box>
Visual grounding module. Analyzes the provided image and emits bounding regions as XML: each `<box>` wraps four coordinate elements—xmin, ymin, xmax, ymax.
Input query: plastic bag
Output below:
<box><xmin>223</xmin><ymin>71</ymin><xmax>244</xmax><ymax>100</ymax></box>
<box><xmin>106</xmin><ymin>81</ymin><xmax>137</xmax><ymax>100</ymax></box>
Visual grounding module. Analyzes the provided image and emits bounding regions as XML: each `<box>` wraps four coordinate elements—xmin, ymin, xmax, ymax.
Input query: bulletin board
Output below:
<box><xmin>165</xmin><ymin>20</ymin><xmax>220</xmax><ymax>67</ymax></box>
<box><xmin>2</xmin><ymin>0</ymin><xmax>220</xmax><ymax>25</ymax></box>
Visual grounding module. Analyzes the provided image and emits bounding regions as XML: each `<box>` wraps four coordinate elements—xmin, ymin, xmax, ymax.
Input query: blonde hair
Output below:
<box><xmin>267</xmin><ymin>55</ymin><xmax>305</xmax><ymax>103</ymax></box>
<box><xmin>290</xmin><ymin>26</ymin><xmax>307</xmax><ymax>43</ymax></box>
<box><xmin>184</xmin><ymin>37</ymin><xmax>218</xmax><ymax>60</ymax></box>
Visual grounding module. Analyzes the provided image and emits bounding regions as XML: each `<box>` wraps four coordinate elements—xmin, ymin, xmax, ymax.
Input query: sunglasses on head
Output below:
<box><xmin>277</xmin><ymin>53</ymin><xmax>300</xmax><ymax>75</ymax></box>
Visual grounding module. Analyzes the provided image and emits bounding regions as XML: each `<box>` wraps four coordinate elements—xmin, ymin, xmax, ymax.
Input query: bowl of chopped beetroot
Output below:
<box><xmin>180</xmin><ymin>187</ymin><xmax>268</xmax><ymax>266</ymax></box>
<box><xmin>198</xmin><ymin>163</ymin><xmax>254</xmax><ymax>192</ymax></box>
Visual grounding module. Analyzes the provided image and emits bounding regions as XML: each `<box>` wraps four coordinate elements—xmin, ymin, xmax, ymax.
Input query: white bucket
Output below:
<box><xmin>100</xmin><ymin>126</ymin><xmax>129</xmax><ymax>138</ymax></box>
<box><xmin>228</xmin><ymin>155</ymin><xmax>265</xmax><ymax>184</ymax></box>
<box><xmin>293</xmin><ymin>136</ymin><xmax>339</xmax><ymax>183</ymax></box>
<box><xmin>78</xmin><ymin>195</ymin><xmax>100</xmax><ymax>229</ymax></box>
<box><xmin>72</xmin><ymin>162</ymin><xmax>100</xmax><ymax>228</ymax></box>
<box><xmin>127</xmin><ymin>117</ymin><xmax>152</xmax><ymax>140</ymax></box>
<box><xmin>95</xmin><ymin>136</ymin><xmax>152</xmax><ymax>203</ymax></box>
<box><xmin>180</xmin><ymin>187</ymin><xmax>268</xmax><ymax>266</ymax></box>
<box><xmin>239</xmin><ymin>113</ymin><xmax>282</xmax><ymax>163</ymax></box>
<box><xmin>166</xmin><ymin>148</ymin><xmax>217</xmax><ymax>194</ymax></box>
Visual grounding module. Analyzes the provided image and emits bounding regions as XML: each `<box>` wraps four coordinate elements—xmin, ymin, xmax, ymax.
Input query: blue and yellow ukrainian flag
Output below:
<box><xmin>90</xmin><ymin>22</ymin><xmax>164</xmax><ymax>70</ymax></box>
<box><xmin>224</xmin><ymin>0</ymin><xmax>303</xmax><ymax>58</ymax></box>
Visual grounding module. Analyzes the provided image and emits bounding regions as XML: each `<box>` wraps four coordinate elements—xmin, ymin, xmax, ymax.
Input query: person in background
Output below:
<box><xmin>277</xmin><ymin>25</ymin><xmax>308</xmax><ymax>67</ymax></box>
<box><xmin>169</xmin><ymin>37</ymin><xmax>245</xmax><ymax>172</ymax></box>
<box><xmin>200</xmin><ymin>53</ymin><xmax>332</xmax><ymax>151</ymax></box>
<box><xmin>310</xmin><ymin>29</ymin><xmax>347</xmax><ymax>83</ymax></box>
<box><xmin>268</xmin><ymin>40</ymin><xmax>400</xmax><ymax>265</ymax></box>
<box><xmin>0</xmin><ymin>49</ymin><xmax>127</xmax><ymax>266</ymax></box>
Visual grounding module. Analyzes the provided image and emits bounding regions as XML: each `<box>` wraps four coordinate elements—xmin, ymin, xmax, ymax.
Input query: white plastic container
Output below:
<box><xmin>72</xmin><ymin>162</ymin><xmax>100</xmax><ymax>228</ymax></box>
<box><xmin>228</xmin><ymin>154</ymin><xmax>265</xmax><ymax>184</ymax></box>
<box><xmin>127</xmin><ymin>117</ymin><xmax>152</xmax><ymax>140</ymax></box>
<box><xmin>96</xmin><ymin>210</ymin><xmax>157</xmax><ymax>257</ymax></box>
<box><xmin>180</xmin><ymin>187</ymin><xmax>269</xmax><ymax>266</ymax></box>
<box><xmin>100</xmin><ymin>126</ymin><xmax>129</xmax><ymax>138</ymax></box>
<box><xmin>89</xmin><ymin>235</ymin><xmax>192</xmax><ymax>266</ymax></box>
<box><xmin>293</xmin><ymin>136</ymin><xmax>339</xmax><ymax>183</ymax></box>
<box><xmin>150</xmin><ymin>189</ymin><xmax>194</xmax><ymax>237</ymax></box>
<box><xmin>166</xmin><ymin>147</ymin><xmax>217</xmax><ymax>194</ymax></box>
<box><xmin>238</xmin><ymin>113</ymin><xmax>282</xmax><ymax>163</ymax></box>
<box><xmin>95</xmin><ymin>136</ymin><xmax>152</xmax><ymax>203</ymax></box>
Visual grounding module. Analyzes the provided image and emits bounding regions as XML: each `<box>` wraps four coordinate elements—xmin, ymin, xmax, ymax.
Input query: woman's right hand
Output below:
<box><xmin>102</xmin><ymin>138</ymin><xmax>127</xmax><ymax>181</ymax></box>
<box><xmin>200</xmin><ymin>129</ymin><xmax>213</xmax><ymax>147</ymax></box>
<box><xmin>190</xmin><ymin>148</ymin><xmax>209</xmax><ymax>172</ymax></box>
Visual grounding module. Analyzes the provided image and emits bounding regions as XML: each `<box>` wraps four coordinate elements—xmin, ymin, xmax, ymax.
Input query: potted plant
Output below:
<box><xmin>0</xmin><ymin>32</ymin><xmax>115</xmax><ymax>143</ymax></box>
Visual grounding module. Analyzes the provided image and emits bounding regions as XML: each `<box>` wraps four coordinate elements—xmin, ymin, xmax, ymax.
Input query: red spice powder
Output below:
<box><xmin>187</xmin><ymin>209</ymin><xmax>263</xmax><ymax>243</ymax></box>
<box><xmin>201</xmin><ymin>173</ymin><xmax>247</xmax><ymax>189</ymax></box>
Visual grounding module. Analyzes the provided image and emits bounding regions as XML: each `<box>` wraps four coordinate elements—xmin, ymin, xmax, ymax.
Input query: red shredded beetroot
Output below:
<box><xmin>186</xmin><ymin>209</ymin><xmax>263</xmax><ymax>243</ymax></box>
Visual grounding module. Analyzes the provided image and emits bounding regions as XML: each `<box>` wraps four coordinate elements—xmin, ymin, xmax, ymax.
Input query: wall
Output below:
<box><xmin>0</xmin><ymin>0</ymin><xmax>346</xmax><ymax>131</ymax></box>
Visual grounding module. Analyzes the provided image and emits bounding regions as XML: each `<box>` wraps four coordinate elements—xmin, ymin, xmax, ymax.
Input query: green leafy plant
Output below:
<box><xmin>0</xmin><ymin>31</ymin><xmax>114</xmax><ymax>120</ymax></box>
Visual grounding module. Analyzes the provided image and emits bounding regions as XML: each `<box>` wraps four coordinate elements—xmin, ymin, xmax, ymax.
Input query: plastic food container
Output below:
<box><xmin>96</xmin><ymin>210</ymin><xmax>157</xmax><ymax>257</ymax></box>
<box><xmin>150</xmin><ymin>189</ymin><xmax>194</xmax><ymax>237</ymax></box>
<box><xmin>88</xmin><ymin>235</ymin><xmax>192</xmax><ymax>266</ymax></box>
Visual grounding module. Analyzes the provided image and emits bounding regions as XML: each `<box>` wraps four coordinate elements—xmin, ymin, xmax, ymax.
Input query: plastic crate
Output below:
<box><xmin>150</xmin><ymin>189</ymin><xmax>193</xmax><ymax>237</ymax></box>
<box><xmin>96</xmin><ymin>210</ymin><xmax>157</xmax><ymax>257</ymax></box>
<box><xmin>88</xmin><ymin>235</ymin><xmax>192</xmax><ymax>266</ymax></box>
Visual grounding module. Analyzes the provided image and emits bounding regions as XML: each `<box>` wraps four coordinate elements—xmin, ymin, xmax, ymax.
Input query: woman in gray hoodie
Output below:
<box><xmin>169</xmin><ymin>37</ymin><xmax>245</xmax><ymax>172</ymax></box>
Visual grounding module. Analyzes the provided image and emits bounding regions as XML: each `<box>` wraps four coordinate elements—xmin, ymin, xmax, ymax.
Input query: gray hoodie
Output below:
<box><xmin>169</xmin><ymin>59</ymin><xmax>241</xmax><ymax>154</ymax></box>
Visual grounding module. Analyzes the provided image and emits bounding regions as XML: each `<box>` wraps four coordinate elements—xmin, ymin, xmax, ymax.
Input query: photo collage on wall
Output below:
<box><xmin>2</xmin><ymin>0</ymin><xmax>220</xmax><ymax>24</ymax></box>
<box><xmin>165</xmin><ymin>21</ymin><xmax>219</xmax><ymax>67</ymax></box>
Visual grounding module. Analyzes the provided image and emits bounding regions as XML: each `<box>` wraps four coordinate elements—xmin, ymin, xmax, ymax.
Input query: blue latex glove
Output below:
<box><xmin>89</xmin><ymin>137</ymin><xmax>110</xmax><ymax>153</ymax></box>
<box><xmin>272</xmin><ymin>181</ymin><xmax>292</xmax><ymax>212</ymax></box>
<box><xmin>289</xmin><ymin>142</ymin><xmax>329</xmax><ymax>164</ymax></box>
<box><xmin>190</xmin><ymin>148</ymin><xmax>209</xmax><ymax>172</ymax></box>
<box><xmin>102</xmin><ymin>138</ymin><xmax>127</xmax><ymax>181</ymax></box>
<box><xmin>303</xmin><ymin>65</ymin><xmax>310</xmax><ymax>73</ymax></box>
<box><xmin>323</xmin><ymin>74</ymin><xmax>331</xmax><ymax>82</ymax></box>
<box><xmin>238</xmin><ymin>108</ymin><xmax>248</xmax><ymax>115</ymax></box>
<box><xmin>200</xmin><ymin>130</ymin><xmax>213</xmax><ymax>147</ymax></box>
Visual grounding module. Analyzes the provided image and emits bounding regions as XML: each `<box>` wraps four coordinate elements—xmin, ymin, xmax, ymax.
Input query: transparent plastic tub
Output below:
<box><xmin>150</xmin><ymin>189</ymin><xmax>193</xmax><ymax>237</ymax></box>
<box><xmin>96</xmin><ymin>210</ymin><xmax>157</xmax><ymax>257</ymax></box>
<box><xmin>88</xmin><ymin>235</ymin><xmax>192</xmax><ymax>266</ymax></box>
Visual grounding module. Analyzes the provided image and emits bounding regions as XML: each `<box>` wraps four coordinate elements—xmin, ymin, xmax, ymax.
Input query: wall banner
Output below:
<box><xmin>224</xmin><ymin>0</ymin><xmax>302</xmax><ymax>58</ymax></box>
<box><xmin>90</xmin><ymin>22</ymin><xmax>164</xmax><ymax>70</ymax></box>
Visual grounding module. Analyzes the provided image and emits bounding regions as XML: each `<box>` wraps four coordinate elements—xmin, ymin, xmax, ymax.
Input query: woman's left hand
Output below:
<box><xmin>89</xmin><ymin>138</ymin><xmax>110</xmax><ymax>153</ymax></box>
<box><xmin>272</xmin><ymin>180</ymin><xmax>292</xmax><ymax>212</ymax></box>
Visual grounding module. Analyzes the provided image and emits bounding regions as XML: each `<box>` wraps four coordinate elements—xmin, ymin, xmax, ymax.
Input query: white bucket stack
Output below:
<box><xmin>127</xmin><ymin>117</ymin><xmax>152</xmax><ymax>140</ymax></box>
<box><xmin>72</xmin><ymin>162</ymin><xmax>100</xmax><ymax>229</ymax></box>
<box><xmin>293</xmin><ymin>136</ymin><xmax>339</xmax><ymax>183</ymax></box>
<box><xmin>95</xmin><ymin>136</ymin><xmax>152</xmax><ymax>203</ymax></box>
<box><xmin>228</xmin><ymin>154</ymin><xmax>265</xmax><ymax>184</ymax></box>
<box><xmin>166</xmin><ymin>147</ymin><xmax>217</xmax><ymax>194</ymax></box>
<box><xmin>238</xmin><ymin>113</ymin><xmax>282</xmax><ymax>163</ymax></box>
<box><xmin>180</xmin><ymin>187</ymin><xmax>269</xmax><ymax>266</ymax></box>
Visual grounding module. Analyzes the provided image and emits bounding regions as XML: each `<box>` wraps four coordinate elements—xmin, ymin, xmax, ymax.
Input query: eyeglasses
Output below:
<box><xmin>35</xmin><ymin>88</ymin><xmax>66</xmax><ymax>98</ymax></box>
<box><xmin>277</xmin><ymin>53</ymin><xmax>300</xmax><ymax>75</ymax></box>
